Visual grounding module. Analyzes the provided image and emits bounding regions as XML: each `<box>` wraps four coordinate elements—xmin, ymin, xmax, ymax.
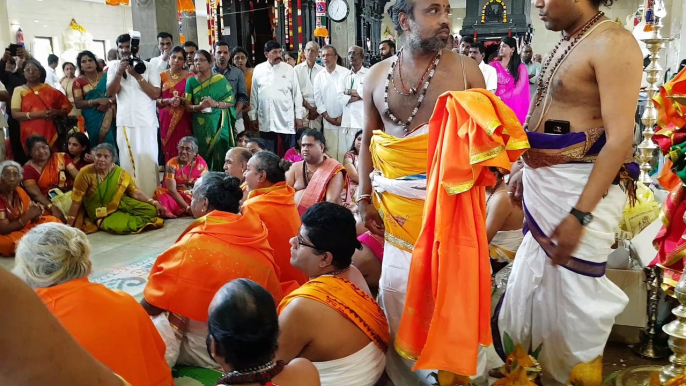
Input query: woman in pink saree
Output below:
<box><xmin>154</xmin><ymin>136</ymin><xmax>208</xmax><ymax>217</ymax></box>
<box><xmin>490</xmin><ymin>37</ymin><xmax>530</xmax><ymax>124</ymax></box>
<box><xmin>158</xmin><ymin>46</ymin><xmax>193</xmax><ymax>162</ymax></box>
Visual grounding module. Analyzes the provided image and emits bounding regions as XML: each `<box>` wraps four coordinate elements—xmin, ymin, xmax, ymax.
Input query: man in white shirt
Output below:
<box><xmin>106</xmin><ymin>33</ymin><xmax>162</xmax><ymax>197</ymax></box>
<box><xmin>469</xmin><ymin>42</ymin><xmax>497</xmax><ymax>93</ymax></box>
<box><xmin>46</xmin><ymin>54</ymin><xmax>64</xmax><ymax>93</ymax></box>
<box><xmin>336</xmin><ymin>46</ymin><xmax>366</xmax><ymax>163</ymax></box>
<box><xmin>294</xmin><ymin>41</ymin><xmax>323</xmax><ymax>130</ymax></box>
<box><xmin>522</xmin><ymin>44</ymin><xmax>541</xmax><ymax>100</ymax></box>
<box><xmin>148</xmin><ymin>32</ymin><xmax>173</xmax><ymax>74</ymax></box>
<box><xmin>249</xmin><ymin>41</ymin><xmax>304</xmax><ymax>156</ymax></box>
<box><xmin>314</xmin><ymin>45</ymin><xmax>347</xmax><ymax>160</ymax></box>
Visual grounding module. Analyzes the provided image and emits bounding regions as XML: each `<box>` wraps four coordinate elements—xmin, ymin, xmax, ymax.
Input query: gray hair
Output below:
<box><xmin>178</xmin><ymin>136</ymin><xmax>199</xmax><ymax>152</ymax></box>
<box><xmin>93</xmin><ymin>143</ymin><xmax>118</xmax><ymax>163</ymax></box>
<box><xmin>305</xmin><ymin>41</ymin><xmax>320</xmax><ymax>51</ymax></box>
<box><xmin>0</xmin><ymin>160</ymin><xmax>23</xmax><ymax>180</ymax></box>
<box><xmin>13</xmin><ymin>223</ymin><xmax>92</xmax><ymax>289</ymax></box>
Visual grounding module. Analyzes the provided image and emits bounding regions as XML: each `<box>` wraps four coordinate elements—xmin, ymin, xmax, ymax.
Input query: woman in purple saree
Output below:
<box><xmin>490</xmin><ymin>37</ymin><xmax>530</xmax><ymax>124</ymax></box>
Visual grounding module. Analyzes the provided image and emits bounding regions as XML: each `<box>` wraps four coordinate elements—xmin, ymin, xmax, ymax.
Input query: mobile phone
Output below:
<box><xmin>544</xmin><ymin>119</ymin><xmax>571</xmax><ymax>135</ymax></box>
<box><xmin>8</xmin><ymin>44</ymin><xmax>20</xmax><ymax>56</ymax></box>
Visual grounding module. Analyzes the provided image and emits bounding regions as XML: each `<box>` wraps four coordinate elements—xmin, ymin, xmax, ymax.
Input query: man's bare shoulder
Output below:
<box><xmin>593</xmin><ymin>22</ymin><xmax>642</xmax><ymax>60</ymax></box>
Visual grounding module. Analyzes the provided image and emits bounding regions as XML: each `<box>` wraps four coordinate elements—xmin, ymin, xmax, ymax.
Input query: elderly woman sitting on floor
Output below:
<box><xmin>66</xmin><ymin>143</ymin><xmax>165</xmax><ymax>234</ymax></box>
<box><xmin>154</xmin><ymin>136</ymin><xmax>208</xmax><ymax>218</ymax></box>
<box><xmin>141</xmin><ymin>172</ymin><xmax>282</xmax><ymax>369</ymax></box>
<box><xmin>0</xmin><ymin>160</ymin><xmax>61</xmax><ymax>257</ymax></box>
<box><xmin>12</xmin><ymin>223</ymin><xmax>172</xmax><ymax>386</ymax></box>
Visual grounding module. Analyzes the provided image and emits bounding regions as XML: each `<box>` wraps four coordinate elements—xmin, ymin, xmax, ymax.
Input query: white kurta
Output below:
<box><xmin>248</xmin><ymin>61</ymin><xmax>304</xmax><ymax>134</ymax></box>
<box><xmin>497</xmin><ymin>163</ymin><xmax>629</xmax><ymax>385</ymax></box>
<box><xmin>107</xmin><ymin>60</ymin><xmax>161</xmax><ymax>197</ymax></box>
<box><xmin>337</xmin><ymin>67</ymin><xmax>367</xmax><ymax>130</ymax></box>
<box><xmin>314</xmin><ymin>65</ymin><xmax>348</xmax><ymax>161</ymax></box>
<box><xmin>479</xmin><ymin>60</ymin><xmax>498</xmax><ymax>93</ymax></box>
<box><xmin>46</xmin><ymin>67</ymin><xmax>65</xmax><ymax>93</ymax></box>
<box><xmin>149</xmin><ymin>55</ymin><xmax>169</xmax><ymax>75</ymax></box>
<box><xmin>294</xmin><ymin>61</ymin><xmax>323</xmax><ymax>109</ymax></box>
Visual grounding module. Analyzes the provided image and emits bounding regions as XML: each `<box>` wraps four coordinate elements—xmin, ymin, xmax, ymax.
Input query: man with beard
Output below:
<box><xmin>213</xmin><ymin>41</ymin><xmax>247</xmax><ymax>123</ymax></box>
<box><xmin>286</xmin><ymin>129</ymin><xmax>346</xmax><ymax>215</ymax></box>
<box><xmin>496</xmin><ymin>0</ymin><xmax>642</xmax><ymax>384</ymax></box>
<box><xmin>294</xmin><ymin>41</ymin><xmax>323</xmax><ymax>129</ymax></box>
<box><xmin>379</xmin><ymin>40</ymin><xmax>397</xmax><ymax>60</ymax></box>
<box><xmin>356</xmin><ymin>0</ymin><xmax>484</xmax><ymax>383</ymax></box>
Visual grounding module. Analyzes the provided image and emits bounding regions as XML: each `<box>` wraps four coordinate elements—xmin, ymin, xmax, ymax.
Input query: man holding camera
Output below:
<box><xmin>106</xmin><ymin>33</ymin><xmax>162</xmax><ymax>197</ymax></box>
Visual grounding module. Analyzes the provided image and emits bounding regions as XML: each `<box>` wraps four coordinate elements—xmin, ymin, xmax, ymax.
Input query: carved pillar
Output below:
<box><xmin>330</xmin><ymin>0</ymin><xmax>356</xmax><ymax>67</ymax></box>
<box><xmin>131</xmin><ymin>0</ymin><xmax>179</xmax><ymax>59</ymax></box>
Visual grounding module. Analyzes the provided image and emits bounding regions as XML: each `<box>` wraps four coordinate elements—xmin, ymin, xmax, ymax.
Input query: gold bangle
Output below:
<box><xmin>26</xmin><ymin>112</ymin><xmax>31</xmax><ymax>120</ymax></box>
<box><xmin>67</xmin><ymin>215</ymin><xmax>75</xmax><ymax>220</ymax></box>
<box><xmin>47</xmin><ymin>203</ymin><xmax>54</xmax><ymax>210</ymax></box>
<box><xmin>138</xmin><ymin>78</ymin><xmax>145</xmax><ymax>83</ymax></box>
<box><xmin>18</xmin><ymin>218</ymin><xmax>25</xmax><ymax>227</ymax></box>
<box><xmin>147</xmin><ymin>198</ymin><xmax>154</xmax><ymax>204</ymax></box>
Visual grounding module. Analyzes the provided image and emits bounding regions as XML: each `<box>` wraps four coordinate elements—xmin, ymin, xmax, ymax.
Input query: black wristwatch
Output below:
<box><xmin>570</xmin><ymin>207</ymin><xmax>593</xmax><ymax>226</ymax></box>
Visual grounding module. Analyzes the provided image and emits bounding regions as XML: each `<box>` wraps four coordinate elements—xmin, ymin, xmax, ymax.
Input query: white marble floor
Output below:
<box><xmin>0</xmin><ymin>217</ymin><xmax>195</xmax><ymax>275</ymax></box>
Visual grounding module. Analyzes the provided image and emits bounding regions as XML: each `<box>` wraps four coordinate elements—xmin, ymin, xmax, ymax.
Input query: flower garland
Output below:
<box><xmin>297</xmin><ymin>0</ymin><xmax>302</xmax><ymax>50</ymax></box>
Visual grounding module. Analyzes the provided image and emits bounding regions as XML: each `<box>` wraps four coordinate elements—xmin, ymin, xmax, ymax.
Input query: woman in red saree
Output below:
<box><xmin>22</xmin><ymin>135</ymin><xmax>79</xmax><ymax>223</ymax></box>
<box><xmin>10</xmin><ymin>60</ymin><xmax>72</xmax><ymax>152</ymax></box>
<box><xmin>158</xmin><ymin>46</ymin><xmax>192</xmax><ymax>162</ymax></box>
<box><xmin>154</xmin><ymin>136</ymin><xmax>208</xmax><ymax>217</ymax></box>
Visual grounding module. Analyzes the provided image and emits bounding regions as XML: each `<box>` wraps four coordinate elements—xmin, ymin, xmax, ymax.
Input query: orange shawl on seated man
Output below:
<box><xmin>243</xmin><ymin>181</ymin><xmax>308</xmax><ymax>286</ymax></box>
<box><xmin>396</xmin><ymin>89</ymin><xmax>529</xmax><ymax>376</ymax></box>
<box><xmin>297</xmin><ymin>157</ymin><xmax>347</xmax><ymax>215</ymax></box>
<box><xmin>36</xmin><ymin>277</ymin><xmax>172</xmax><ymax>386</ymax></box>
<box><xmin>277</xmin><ymin>275</ymin><xmax>389</xmax><ymax>352</ymax></box>
<box><xmin>144</xmin><ymin>207</ymin><xmax>283</xmax><ymax>322</ymax></box>
<box><xmin>0</xmin><ymin>187</ymin><xmax>61</xmax><ymax>257</ymax></box>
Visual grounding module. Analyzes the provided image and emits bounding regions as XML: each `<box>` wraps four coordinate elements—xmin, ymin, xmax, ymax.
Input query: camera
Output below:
<box><xmin>123</xmin><ymin>31</ymin><xmax>146</xmax><ymax>76</ymax></box>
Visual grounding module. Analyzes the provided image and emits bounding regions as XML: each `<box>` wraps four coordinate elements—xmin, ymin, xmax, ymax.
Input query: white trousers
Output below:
<box><xmin>116</xmin><ymin>125</ymin><xmax>159</xmax><ymax>197</ymax></box>
<box><xmin>324</xmin><ymin>124</ymin><xmax>358</xmax><ymax>163</ymax></box>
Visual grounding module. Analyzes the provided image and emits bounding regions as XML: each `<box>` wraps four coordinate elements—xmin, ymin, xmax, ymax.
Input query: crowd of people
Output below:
<box><xmin>0</xmin><ymin>0</ymin><xmax>645</xmax><ymax>385</ymax></box>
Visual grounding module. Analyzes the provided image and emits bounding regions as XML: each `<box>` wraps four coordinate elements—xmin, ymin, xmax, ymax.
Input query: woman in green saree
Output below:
<box><xmin>73</xmin><ymin>50</ymin><xmax>116</xmax><ymax>149</ymax></box>
<box><xmin>185</xmin><ymin>49</ymin><xmax>236</xmax><ymax>171</ymax></box>
<box><xmin>66</xmin><ymin>143</ymin><xmax>165</xmax><ymax>234</ymax></box>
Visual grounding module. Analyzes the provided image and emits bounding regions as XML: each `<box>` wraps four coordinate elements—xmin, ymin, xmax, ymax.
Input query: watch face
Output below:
<box><xmin>328</xmin><ymin>0</ymin><xmax>349</xmax><ymax>22</ymax></box>
<box><xmin>582</xmin><ymin>214</ymin><xmax>593</xmax><ymax>225</ymax></box>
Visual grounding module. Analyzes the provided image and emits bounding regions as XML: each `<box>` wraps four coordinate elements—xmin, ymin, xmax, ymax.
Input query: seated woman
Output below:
<box><xmin>208</xmin><ymin>279</ymin><xmax>320</xmax><ymax>386</ymax></box>
<box><xmin>67</xmin><ymin>132</ymin><xmax>92</xmax><ymax>170</ymax></box>
<box><xmin>154</xmin><ymin>136</ymin><xmax>207</xmax><ymax>218</ymax></box>
<box><xmin>243</xmin><ymin>151</ymin><xmax>308</xmax><ymax>285</ymax></box>
<box><xmin>283</xmin><ymin>128</ymin><xmax>305</xmax><ymax>163</ymax></box>
<box><xmin>23</xmin><ymin>135</ymin><xmax>79</xmax><ymax>222</ymax></box>
<box><xmin>235</xmin><ymin>130</ymin><xmax>253</xmax><ymax>148</ymax></box>
<box><xmin>66</xmin><ymin>143</ymin><xmax>165</xmax><ymax>234</ymax></box>
<box><xmin>141</xmin><ymin>172</ymin><xmax>283</xmax><ymax>369</ymax></box>
<box><xmin>342</xmin><ymin>130</ymin><xmax>362</xmax><ymax>206</ymax></box>
<box><xmin>12</xmin><ymin>223</ymin><xmax>172</xmax><ymax>386</ymax></box>
<box><xmin>0</xmin><ymin>161</ymin><xmax>61</xmax><ymax>257</ymax></box>
<box><xmin>486</xmin><ymin>168</ymin><xmax>523</xmax><ymax>270</ymax></box>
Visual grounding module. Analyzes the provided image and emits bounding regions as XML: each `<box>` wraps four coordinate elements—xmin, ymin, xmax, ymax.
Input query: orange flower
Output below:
<box><xmin>506</xmin><ymin>344</ymin><xmax>535</xmax><ymax>370</ymax></box>
<box><xmin>567</xmin><ymin>356</ymin><xmax>603</xmax><ymax>386</ymax></box>
<box><xmin>493</xmin><ymin>367</ymin><xmax>537</xmax><ymax>386</ymax></box>
<box><xmin>436</xmin><ymin>370</ymin><xmax>471</xmax><ymax>386</ymax></box>
<box><xmin>666</xmin><ymin>375</ymin><xmax>686</xmax><ymax>386</ymax></box>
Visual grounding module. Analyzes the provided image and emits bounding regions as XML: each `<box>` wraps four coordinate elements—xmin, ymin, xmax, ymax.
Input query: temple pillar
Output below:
<box><xmin>131</xmin><ymin>0</ymin><xmax>180</xmax><ymax>59</ymax></box>
<box><xmin>181</xmin><ymin>12</ymin><xmax>198</xmax><ymax>44</ymax></box>
<box><xmin>330</xmin><ymin>0</ymin><xmax>356</xmax><ymax>66</ymax></box>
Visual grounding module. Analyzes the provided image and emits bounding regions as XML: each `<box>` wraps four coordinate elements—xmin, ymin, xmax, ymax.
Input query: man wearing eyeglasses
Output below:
<box><xmin>276</xmin><ymin>202</ymin><xmax>389</xmax><ymax>386</ymax></box>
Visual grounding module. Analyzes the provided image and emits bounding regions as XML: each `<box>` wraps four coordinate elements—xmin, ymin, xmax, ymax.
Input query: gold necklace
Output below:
<box><xmin>85</xmin><ymin>72</ymin><xmax>100</xmax><ymax>88</ymax></box>
<box><xmin>169</xmin><ymin>69</ymin><xmax>181</xmax><ymax>80</ymax></box>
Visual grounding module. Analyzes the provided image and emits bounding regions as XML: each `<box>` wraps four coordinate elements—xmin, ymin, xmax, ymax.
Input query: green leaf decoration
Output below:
<box><xmin>603</xmin><ymin>371</ymin><xmax>620</xmax><ymax>385</ymax></box>
<box><xmin>531</xmin><ymin>343</ymin><xmax>543</xmax><ymax>360</ymax></box>
<box><xmin>504</xmin><ymin>332</ymin><xmax>515</xmax><ymax>355</ymax></box>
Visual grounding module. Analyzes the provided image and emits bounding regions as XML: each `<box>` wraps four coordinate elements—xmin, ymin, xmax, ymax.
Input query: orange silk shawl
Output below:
<box><xmin>243</xmin><ymin>182</ymin><xmax>308</xmax><ymax>285</ymax></box>
<box><xmin>144</xmin><ymin>208</ymin><xmax>283</xmax><ymax>322</ymax></box>
<box><xmin>36</xmin><ymin>277</ymin><xmax>172</xmax><ymax>386</ymax></box>
<box><xmin>278</xmin><ymin>275</ymin><xmax>389</xmax><ymax>351</ymax></box>
<box><xmin>396</xmin><ymin>89</ymin><xmax>530</xmax><ymax>376</ymax></box>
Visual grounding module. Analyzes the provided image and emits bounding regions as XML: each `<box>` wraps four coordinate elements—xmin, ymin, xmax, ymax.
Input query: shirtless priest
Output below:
<box><xmin>286</xmin><ymin>129</ymin><xmax>347</xmax><ymax>215</ymax></box>
<box><xmin>277</xmin><ymin>202</ymin><xmax>389</xmax><ymax>386</ymax></box>
<box><xmin>496</xmin><ymin>0</ymin><xmax>643</xmax><ymax>384</ymax></box>
<box><xmin>356</xmin><ymin>0</ymin><xmax>485</xmax><ymax>383</ymax></box>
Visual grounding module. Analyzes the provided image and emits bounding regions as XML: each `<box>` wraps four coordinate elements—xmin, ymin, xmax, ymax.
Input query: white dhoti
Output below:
<box><xmin>313</xmin><ymin>342</ymin><xmax>386</xmax><ymax>386</ymax></box>
<box><xmin>496</xmin><ymin>163</ymin><xmax>629</xmax><ymax>385</ymax></box>
<box><xmin>324</xmin><ymin>123</ymin><xmax>358</xmax><ymax>163</ymax></box>
<box><xmin>372</xmin><ymin>171</ymin><xmax>434</xmax><ymax>386</ymax></box>
<box><xmin>117</xmin><ymin>125</ymin><xmax>159</xmax><ymax>197</ymax></box>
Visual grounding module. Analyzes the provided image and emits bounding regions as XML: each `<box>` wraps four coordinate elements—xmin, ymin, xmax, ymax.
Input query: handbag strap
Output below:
<box><xmin>26</xmin><ymin>85</ymin><xmax>52</xmax><ymax>111</ymax></box>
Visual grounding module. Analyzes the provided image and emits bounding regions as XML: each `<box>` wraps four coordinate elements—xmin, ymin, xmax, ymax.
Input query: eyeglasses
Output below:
<box><xmin>297</xmin><ymin>234</ymin><xmax>318</xmax><ymax>250</ymax></box>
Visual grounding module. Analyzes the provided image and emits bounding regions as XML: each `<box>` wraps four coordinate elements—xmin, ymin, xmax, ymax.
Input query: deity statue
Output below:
<box><xmin>61</xmin><ymin>19</ymin><xmax>93</xmax><ymax>68</ymax></box>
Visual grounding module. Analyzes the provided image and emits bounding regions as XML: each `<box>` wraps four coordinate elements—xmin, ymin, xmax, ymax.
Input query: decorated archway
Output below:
<box><xmin>481</xmin><ymin>0</ymin><xmax>507</xmax><ymax>23</ymax></box>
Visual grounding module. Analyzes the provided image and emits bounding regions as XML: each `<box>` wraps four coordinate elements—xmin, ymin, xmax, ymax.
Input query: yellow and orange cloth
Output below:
<box><xmin>244</xmin><ymin>182</ymin><xmax>308</xmax><ymax>286</ymax></box>
<box><xmin>37</xmin><ymin>277</ymin><xmax>172</xmax><ymax>386</ymax></box>
<box><xmin>144</xmin><ymin>208</ymin><xmax>283</xmax><ymax>322</ymax></box>
<box><xmin>0</xmin><ymin>187</ymin><xmax>61</xmax><ymax>257</ymax></box>
<box><xmin>396</xmin><ymin>89</ymin><xmax>529</xmax><ymax>376</ymax></box>
<box><xmin>278</xmin><ymin>275</ymin><xmax>389</xmax><ymax>351</ymax></box>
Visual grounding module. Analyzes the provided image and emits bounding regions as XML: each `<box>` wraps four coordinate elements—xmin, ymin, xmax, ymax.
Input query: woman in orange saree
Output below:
<box><xmin>158</xmin><ymin>47</ymin><xmax>192</xmax><ymax>161</ymax></box>
<box><xmin>0</xmin><ymin>160</ymin><xmax>61</xmax><ymax>257</ymax></box>
<box><xmin>22</xmin><ymin>136</ymin><xmax>79</xmax><ymax>223</ymax></box>
<box><xmin>10</xmin><ymin>60</ymin><xmax>72</xmax><ymax>152</ymax></box>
